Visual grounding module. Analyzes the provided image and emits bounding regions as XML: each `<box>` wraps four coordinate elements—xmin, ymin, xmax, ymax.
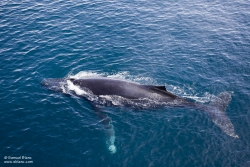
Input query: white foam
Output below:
<box><xmin>183</xmin><ymin>93</ymin><xmax>213</xmax><ymax>103</ymax></box>
<box><xmin>167</xmin><ymin>84</ymin><xmax>213</xmax><ymax>103</ymax></box>
<box><xmin>106</xmin><ymin>71</ymin><xmax>156</xmax><ymax>84</ymax></box>
<box><xmin>66</xmin><ymin>80</ymin><xmax>88</xmax><ymax>96</ymax></box>
<box><xmin>99</xmin><ymin>95</ymin><xmax>122</xmax><ymax>106</ymax></box>
<box><xmin>107</xmin><ymin>71</ymin><xmax>129</xmax><ymax>80</ymax></box>
<box><xmin>68</xmin><ymin>71</ymin><xmax>104</xmax><ymax>79</ymax></box>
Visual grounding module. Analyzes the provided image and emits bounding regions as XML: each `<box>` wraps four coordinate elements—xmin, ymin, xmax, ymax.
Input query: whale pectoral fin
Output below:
<box><xmin>91</xmin><ymin>104</ymin><xmax>117</xmax><ymax>154</ymax></box>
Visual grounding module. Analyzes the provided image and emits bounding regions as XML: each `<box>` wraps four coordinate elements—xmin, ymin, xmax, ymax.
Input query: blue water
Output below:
<box><xmin>1</xmin><ymin>0</ymin><xmax>250</xmax><ymax>166</ymax></box>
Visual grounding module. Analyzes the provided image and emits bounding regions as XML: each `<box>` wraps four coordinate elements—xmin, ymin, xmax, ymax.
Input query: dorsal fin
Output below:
<box><xmin>144</xmin><ymin>85</ymin><xmax>167</xmax><ymax>91</ymax></box>
<box><xmin>154</xmin><ymin>86</ymin><xmax>167</xmax><ymax>91</ymax></box>
<box><xmin>144</xmin><ymin>85</ymin><xmax>178</xmax><ymax>98</ymax></box>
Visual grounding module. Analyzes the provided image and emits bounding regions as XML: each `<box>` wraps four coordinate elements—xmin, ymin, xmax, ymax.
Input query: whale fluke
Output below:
<box><xmin>206</xmin><ymin>92</ymin><xmax>238</xmax><ymax>138</ymax></box>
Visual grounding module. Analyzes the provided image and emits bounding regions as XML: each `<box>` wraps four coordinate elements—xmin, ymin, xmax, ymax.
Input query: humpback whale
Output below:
<box><xmin>42</xmin><ymin>77</ymin><xmax>238</xmax><ymax>153</ymax></box>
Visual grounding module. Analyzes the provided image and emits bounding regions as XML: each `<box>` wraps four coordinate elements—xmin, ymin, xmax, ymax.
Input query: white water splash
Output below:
<box><xmin>66</xmin><ymin>80</ymin><xmax>88</xmax><ymax>96</ymax></box>
<box><xmin>68</xmin><ymin>71</ymin><xmax>104</xmax><ymax>79</ymax></box>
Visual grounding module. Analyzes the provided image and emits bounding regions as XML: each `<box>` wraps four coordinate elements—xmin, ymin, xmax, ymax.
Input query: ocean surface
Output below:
<box><xmin>1</xmin><ymin>0</ymin><xmax>250</xmax><ymax>166</ymax></box>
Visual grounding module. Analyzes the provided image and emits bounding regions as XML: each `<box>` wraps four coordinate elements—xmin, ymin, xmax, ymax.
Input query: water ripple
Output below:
<box><xmin>1</xmin><ymin>0</ymin><xmax>250</xmax><ymax>166</ymax></box>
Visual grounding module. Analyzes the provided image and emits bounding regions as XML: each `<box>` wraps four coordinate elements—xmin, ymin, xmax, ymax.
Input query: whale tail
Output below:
<box><xmin>206</xmin><ymin>92</ymin><xmax>238</xmax><ymax>138</ymax></box>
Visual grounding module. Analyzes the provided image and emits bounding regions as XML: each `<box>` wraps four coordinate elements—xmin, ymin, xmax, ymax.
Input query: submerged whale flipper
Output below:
<box><xmin>206</xmin><ymin>92</ymin><xmax>238</xmax><ymax>138</ymax></box>
<box><xmin>91</xmin><ymin>104</ymin><xmax>117</xmax><ymax>154</ymax></box>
